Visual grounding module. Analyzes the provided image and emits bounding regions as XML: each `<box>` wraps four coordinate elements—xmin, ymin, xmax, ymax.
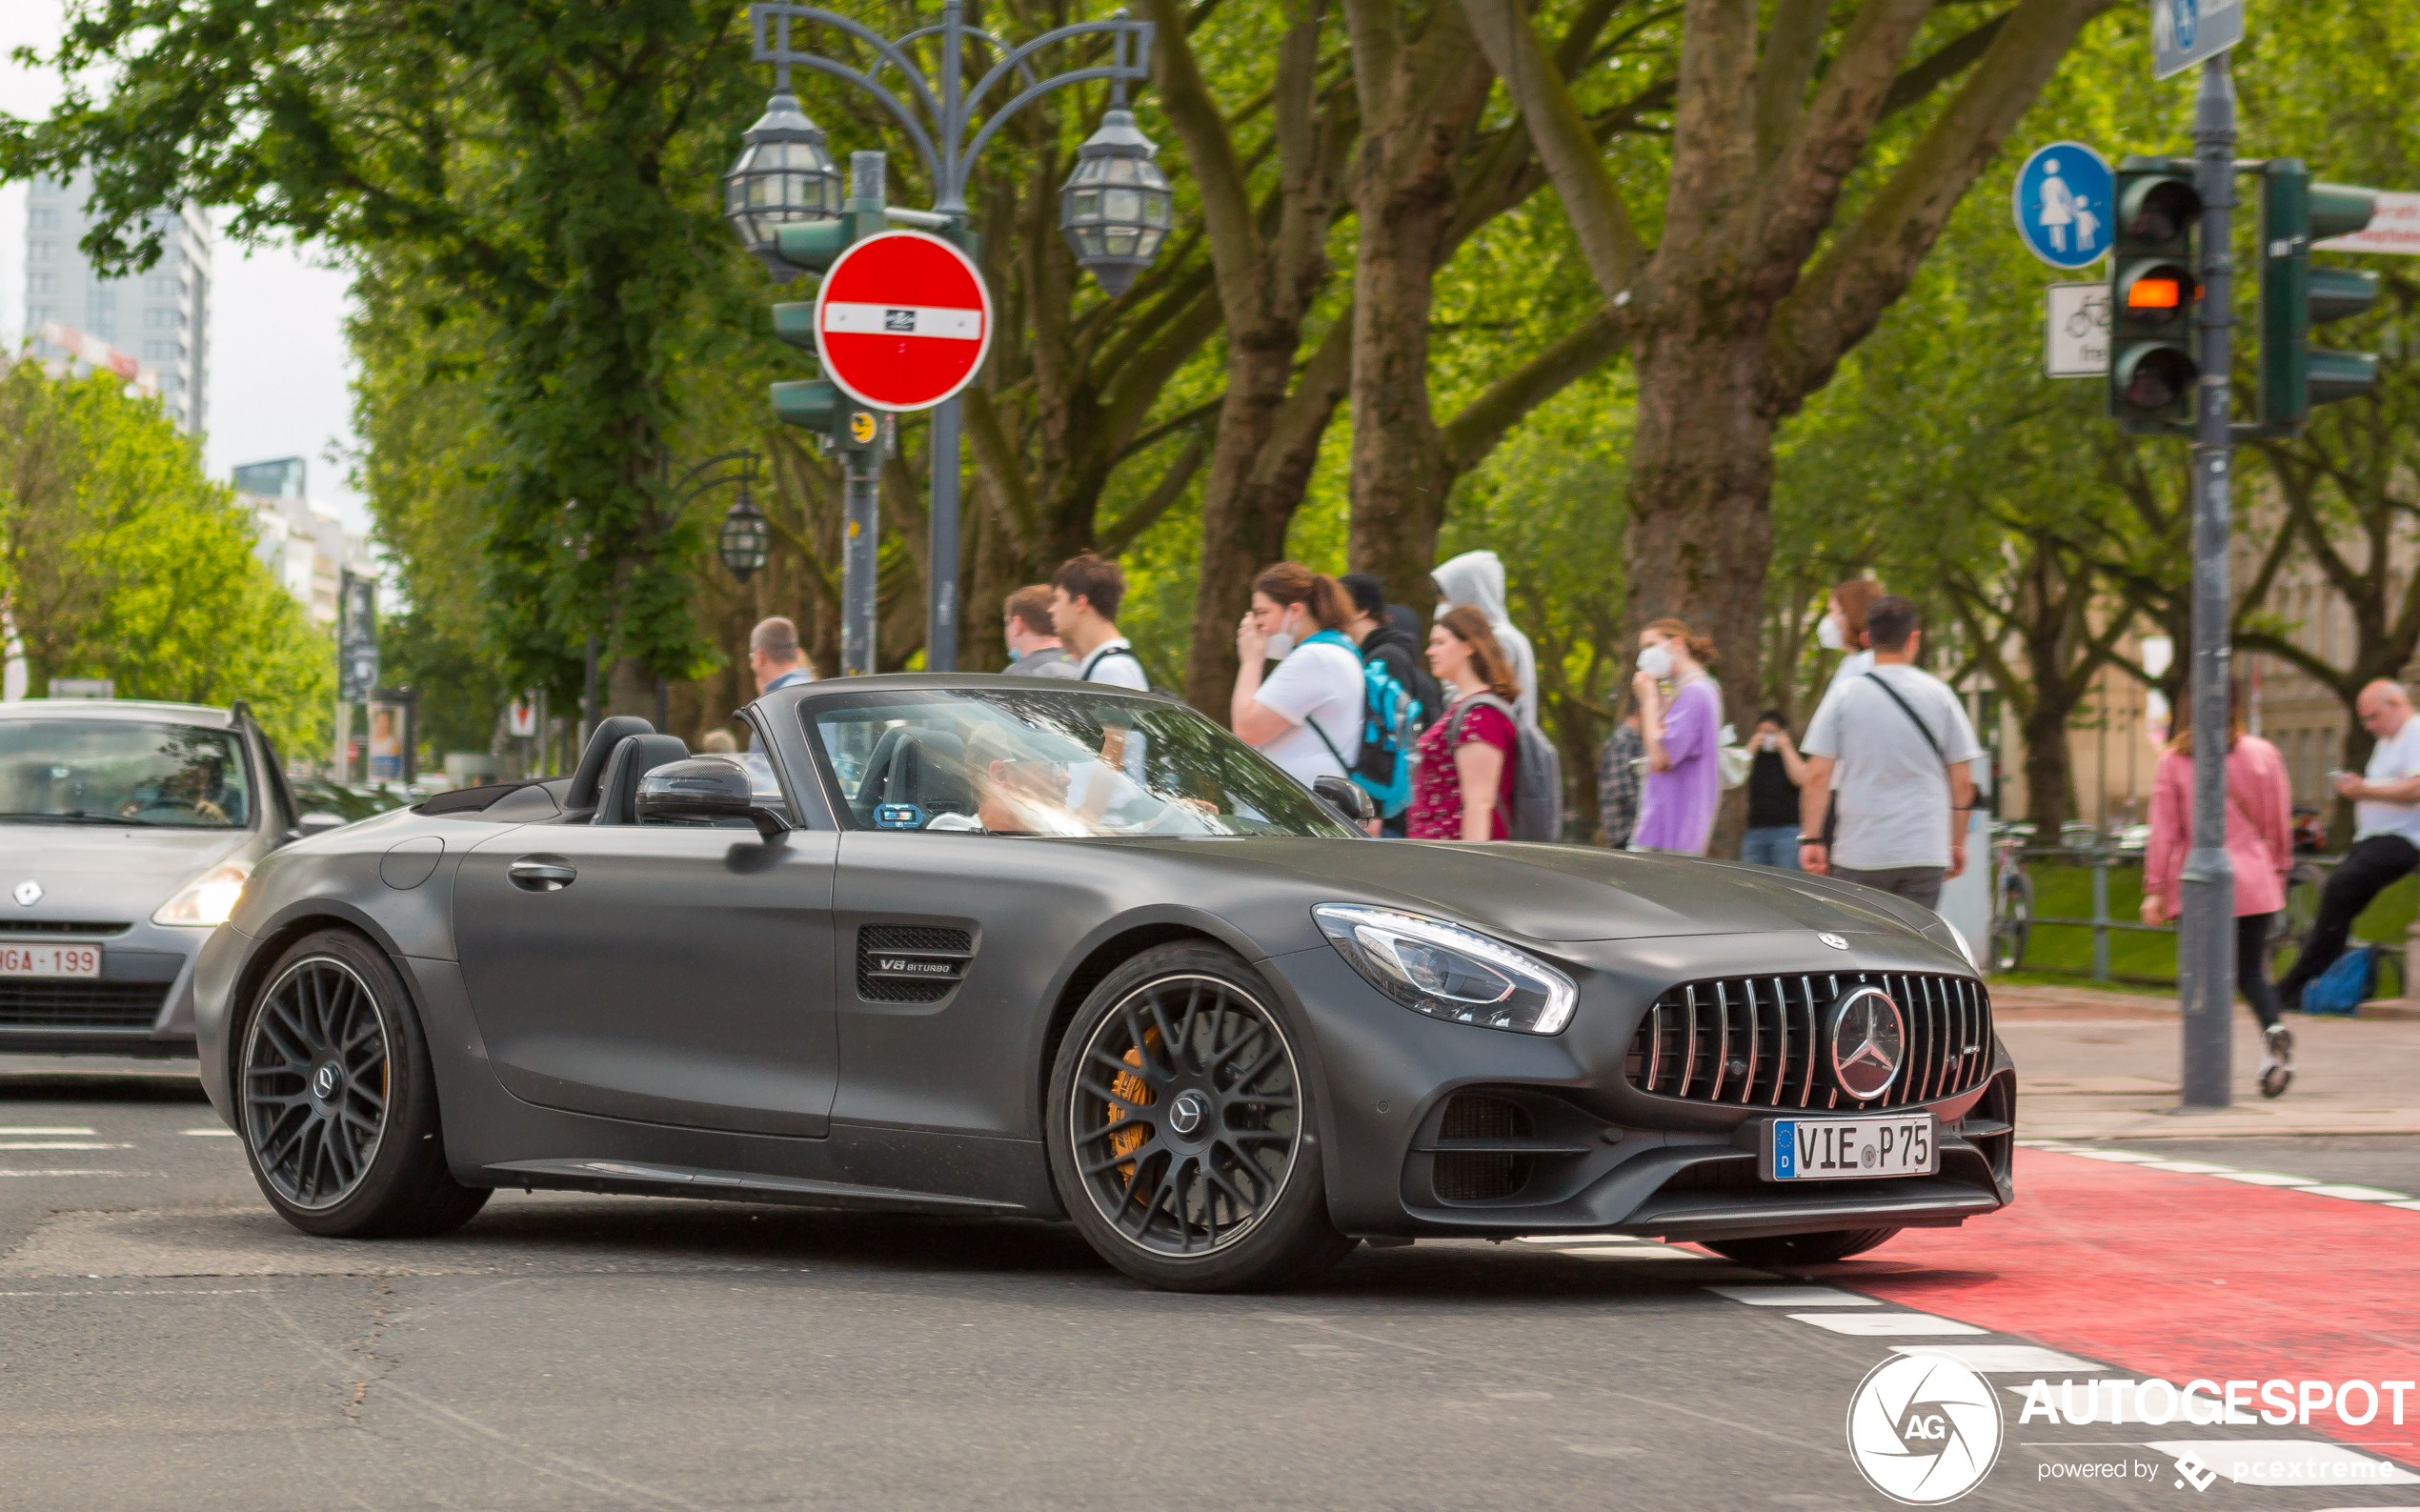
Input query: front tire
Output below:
<box><xmin>236</xmin><ymin>928</ymin><xmax>489</xmax><ymax>1238</ymax></box>
<box><xmin>1701</xmin><ymin>1227</ymin><xmax>1901</xmax><ymax>1267</ymax></box>
<box><xmin>1045</xmin><ymin>942</ymin><xmax>1356</xmax><ymax>1292</ymax></box>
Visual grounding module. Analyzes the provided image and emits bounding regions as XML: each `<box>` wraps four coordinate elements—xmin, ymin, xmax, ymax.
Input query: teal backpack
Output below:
<box><xmin>1299</xmin><ymin>630</ymin><xmax>1421</xmax><ymax>818</ymax></box>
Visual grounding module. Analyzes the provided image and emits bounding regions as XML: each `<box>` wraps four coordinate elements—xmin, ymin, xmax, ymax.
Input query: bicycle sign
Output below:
<box><xmin>2045</xmin><ymin>281</ymin><xmax>2109</xmax><ymax>378</ymax></box>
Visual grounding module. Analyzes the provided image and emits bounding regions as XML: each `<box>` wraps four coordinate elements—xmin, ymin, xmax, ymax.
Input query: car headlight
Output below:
<box><xmin>153</xmin><ymin>861</ymin><xmax>252</xmax><ymax>927</ymax></box>
<box><xmin>1313</xmin><ymin>903</ymin><xmax>1577</xmax><ymax>1035</ymax></box>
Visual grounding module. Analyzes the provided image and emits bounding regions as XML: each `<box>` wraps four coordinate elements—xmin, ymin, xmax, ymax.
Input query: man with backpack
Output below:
<box><xmin>2278</xmin><ymin>677</ymin><xmax>2420</xmax><ymax>1013</ymax></box>
<box><xmin>1340</xmin><ymin>573</ymin><xmax>1438</xmax><ymax>836</ymax></box>
<box><xmin>1796</xmin><ymin>596</ymin><xmax>1982</xmax><ymax>910</ymax></box>
<box><xmin>1050</xmin><ymin>554</ymin><xmax>1153</xmax><ymax>691</ymax></box>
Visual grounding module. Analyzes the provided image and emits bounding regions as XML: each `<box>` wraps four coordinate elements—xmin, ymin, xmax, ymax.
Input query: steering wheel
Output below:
<box><xmin>121</xmin><ymin>796</ymin><xmax>227</xmax><ymax>823</ymax></box>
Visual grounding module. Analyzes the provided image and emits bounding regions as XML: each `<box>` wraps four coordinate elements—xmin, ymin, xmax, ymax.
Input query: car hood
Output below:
<box><xmin>0</xmin><ymin>825</ymin><xmax>252</xmax><ymax>917</ymax></box>
<box><xmin>1115</xmin><ymin>837</ymin><xmax>1940</xmax><ymax>944</ymax></box>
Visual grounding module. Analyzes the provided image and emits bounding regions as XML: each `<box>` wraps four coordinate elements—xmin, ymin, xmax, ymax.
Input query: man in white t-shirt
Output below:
<box><xmin>1050</xmin><ymin>553</ymin><xmax>1151</xmax><ymax>692</ymax></box>
<box><xmin>2279</xmin><ymin>678</ymin><xmax>2420</xmax><ymax>1008</ymax></box>
<box><xmin>1797</xmin><ymin>596</ymin><xmax>1983</xmax><ymax>912</ymax></box>
<box><xmin>1230</xmin><ymin>576</ymin><xmax>1363</xmax><ymax>790</ymax></box>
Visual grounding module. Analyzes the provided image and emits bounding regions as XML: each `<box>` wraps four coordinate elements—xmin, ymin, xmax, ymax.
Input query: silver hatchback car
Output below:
<box><xmin>0</xmin><ymin>699</ymin><xmax>321</xmax><ymax>1057</ymax></box>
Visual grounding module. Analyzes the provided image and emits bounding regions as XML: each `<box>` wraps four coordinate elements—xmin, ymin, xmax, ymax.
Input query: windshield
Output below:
<box><xmin>0</xmin><ymin>720</ymin><xmax>253</xmax><ymax>829</ymax></box>
<box><xmin>805</xmin><ymin>688</ymin><xmax>1360</xmax><ymax>839</ymax></box>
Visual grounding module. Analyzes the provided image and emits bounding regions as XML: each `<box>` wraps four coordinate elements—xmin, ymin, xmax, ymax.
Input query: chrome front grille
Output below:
<box><xmin>1622</xmin><ymin>971</ymin><xmax>1991</xmax><ymax>1110</ymax></box>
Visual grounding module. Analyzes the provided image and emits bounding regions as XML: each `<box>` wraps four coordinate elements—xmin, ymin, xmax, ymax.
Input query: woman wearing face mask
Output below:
<box><xmin>1818</xmin><ymin>577</ymin><xmax>1882</xmax><ymax>691</ymax></box>
<box><xmin>1232</xmin><ymin>562</ymin><xmax>1366</xmax><ymax>791</ymax></box>
<box><xmin>1629</xmin><ymin>618</ymin><xmax>1722</xmax><ymax>855</ymax></box>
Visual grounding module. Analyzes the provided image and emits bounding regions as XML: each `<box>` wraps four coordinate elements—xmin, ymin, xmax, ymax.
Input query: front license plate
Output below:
<box><xmin>1763</xmin><ymin>1115</ymin><xmax>1936</xmax><ymax>1180</ymax></box>
<box><xmin>0</xmin><ymin>943</ymin><xmax>102</xmax><ymax>979</ymax></box>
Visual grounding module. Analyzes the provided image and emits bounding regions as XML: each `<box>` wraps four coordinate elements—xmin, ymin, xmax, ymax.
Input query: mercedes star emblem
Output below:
<box><xmin>1827</xmin><ymin>985</ymin><xmax>1906</xmax><ymax>1101</ymax></box>
<box><xmin>1168</xmin><ymin>1090</ymin><xmax>1209</xmax><ymax>1136</ymax></box>
<box><xmin>12</xmin><ymin>880</ymin><xmax>41</xmax><ymax>907</ymax></box>
<box><xmin>1817</xmin><ymin>931</ymin><xmax>1847</xmax><ymax>950</ymax></box>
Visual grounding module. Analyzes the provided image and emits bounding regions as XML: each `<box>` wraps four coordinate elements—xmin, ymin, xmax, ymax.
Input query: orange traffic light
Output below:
<box><xmin>2128</xmin><ymin>277</ymin><xmax>2183</xmax><ymax>310</ymax></box>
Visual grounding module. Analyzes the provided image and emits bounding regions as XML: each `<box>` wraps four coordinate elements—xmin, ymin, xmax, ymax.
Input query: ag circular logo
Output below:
<box><xmin>1829</xmin><ymin>985</ymin><xmax>1906</xmax><ymax>1100</ymax></box>
<box><xmin>1845</xmin><ymin>1351</ymin><xmax>2002</xmax><ymax>1503</ymax></box>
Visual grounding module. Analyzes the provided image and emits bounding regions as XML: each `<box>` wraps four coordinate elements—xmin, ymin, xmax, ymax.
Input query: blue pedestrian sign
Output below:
<box><xmin>2151</xmin><ymin>0</ymin><xmax>2245</xmax><ymax>81</ymax></box>
<box><xmin>2012</xmin><ymin>142</ymin><xmax>2114</xmax><ymax>270</ymax></box>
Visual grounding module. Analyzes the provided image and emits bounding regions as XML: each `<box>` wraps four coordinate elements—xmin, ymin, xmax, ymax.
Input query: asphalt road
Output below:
<box><xmin>2</xmin><ymin>1071</ymin><xmax>2416</xmax><ymax>1512</ymax></box>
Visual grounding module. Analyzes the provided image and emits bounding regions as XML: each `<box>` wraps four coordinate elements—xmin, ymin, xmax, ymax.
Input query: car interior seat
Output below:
<box><xmin>852</xmin><ymin>728</ymin><xmax>974</xmax><ymax>824</ymax></box>
<box><xmin>594</xmin><ymin>735</ymin><xmax>694</xmax><ymax>825</ymax></box>
<box><xmin>563</xmin><ymin>716</ymin><xmax>655</xmax><ymax>817</ymax></box>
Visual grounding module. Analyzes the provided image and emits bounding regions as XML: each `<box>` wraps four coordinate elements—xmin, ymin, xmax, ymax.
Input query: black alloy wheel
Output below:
<box><xmin>236</xmin><ymin>929</ymin><xmax>491</xmax><ymax>1238</ymax></box>
<box><xmin>244</xmin><ymin>955</ymin><xmax>391</xmax><ymax>1208</ymax></box>
<box><xmin>1046</xmin><ymin>942</ymin><xmax>1356</xmax><ymax>1292</ymax></box>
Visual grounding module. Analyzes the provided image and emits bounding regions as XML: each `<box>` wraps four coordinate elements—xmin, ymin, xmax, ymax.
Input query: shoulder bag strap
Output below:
<box><xmin>1440</xmin><ymin>693</ymin><xmax>1516</xmax><ymax>835</ymax></box>
<box><xmin>1861</xmin><ymin>672</ymin><xmax>1946</xmax><ymax>762</ymax></box>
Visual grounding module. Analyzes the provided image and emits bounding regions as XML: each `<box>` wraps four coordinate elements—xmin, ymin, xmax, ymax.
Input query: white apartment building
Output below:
<box><xmin>233</xmin><ymin>457</ymin><xmax>376</xmax><ymax>627</ymax></box>
<box><xmin>21</xmin><ymin>171</ymin><xmax>212</xmax><ymax>433</ymax></box>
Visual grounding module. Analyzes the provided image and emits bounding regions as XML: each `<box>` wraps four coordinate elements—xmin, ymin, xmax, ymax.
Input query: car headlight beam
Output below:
<box><xmin>153</xmin><ymin>860</ymin><xmax>252</xmax><ymax>928</ymax></box>
<box><xmin>1313</xmin><ymin>903</ymin><xmax>1577</xmax><ymax>1035</ymax></box>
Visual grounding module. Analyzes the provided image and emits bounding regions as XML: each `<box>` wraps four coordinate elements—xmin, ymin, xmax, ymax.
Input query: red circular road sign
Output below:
<box><xmin>813</xmin><ymin>230</ymin><xmax>994</xmax><ymax>412</ymax></box>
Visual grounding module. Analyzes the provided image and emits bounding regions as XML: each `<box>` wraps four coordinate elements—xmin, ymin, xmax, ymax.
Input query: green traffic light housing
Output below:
<box><xmin>2259</xmin><ymin>162</ymin><xmax>2381</xmax><ymax>431</ymax></box>
<box><xmin>2107</xmin><ymin>160</ymin><xmax>2204</xmax><ymax>431</ymax></box>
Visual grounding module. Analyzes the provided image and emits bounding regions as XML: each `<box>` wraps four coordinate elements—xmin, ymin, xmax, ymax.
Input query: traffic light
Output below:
<box><xmin>2107</xmin><ymin>159</ymin><xmax>2203</xmax><ymax>432</ymax></box>
<box><xmin>2259</xmin><ymin>161</ymin><xmax>2381</xmax><ymax>433</ymax></box>
<box><xmin>766</xmin><ymin>151</ymin><xmax>890</xmax><ymax>446</ymax></box>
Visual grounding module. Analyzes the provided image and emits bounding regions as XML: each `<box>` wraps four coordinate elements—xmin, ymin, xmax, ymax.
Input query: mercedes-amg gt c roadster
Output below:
<box><xmin>194</xmin><ymin>675</ymin><xmax>2014</xmax><ymax>1291</ymax></box>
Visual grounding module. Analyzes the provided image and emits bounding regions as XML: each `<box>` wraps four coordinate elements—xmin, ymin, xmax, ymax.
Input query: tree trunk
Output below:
<box><xmin>2019</xmin><ymin>698</ymin><xmax>2073</xmax><ymax>836</ymax></box>
<box><xmin>1345</xmin><ymin>195</ymin><xmax>1461</xmax><ymax>615</ymax></box>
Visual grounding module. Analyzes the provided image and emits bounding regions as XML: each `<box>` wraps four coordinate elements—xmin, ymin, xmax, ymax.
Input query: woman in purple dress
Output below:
<box><xmin>1629</xmin><ymin>618</ymin><xmax>1721</xmax><ymax>855</ymax></box>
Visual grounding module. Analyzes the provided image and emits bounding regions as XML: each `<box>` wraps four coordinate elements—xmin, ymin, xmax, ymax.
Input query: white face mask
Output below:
<box><xmin>1816</xmin><ymin>614</ymin><xmax>1845</xmax><ymax>652</ymax></box>
<box><xmin>1637</xmin><ymin>642</ymin><xmax>1673</xmax><ymax>679</ymax></box>
<box><xmin>1262</xmin><ymin>607</ymin><xmax>1301</xmax><ymax>661</ymax></box>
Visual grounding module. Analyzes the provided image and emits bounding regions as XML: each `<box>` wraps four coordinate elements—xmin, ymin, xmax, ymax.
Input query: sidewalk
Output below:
<box><xmin>1991</xmin><ymin>979</ymin><xmax>2420</xmax><ymax>1138</ymax></box>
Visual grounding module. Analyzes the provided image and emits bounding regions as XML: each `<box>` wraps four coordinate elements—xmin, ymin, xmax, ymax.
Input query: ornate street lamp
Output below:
<box><xmin>1059</xmin><ymin>108</ymin><xmax>1173</xmax><ymax>296</ymax></box>
<box><xmin>723</xmin><ymin>93</ymin><xmax>843</xmax><ymax>279</ymax></box>
<box><xmin>716</xmin><ymin>484</ymin><xmax>773</xmax><ymax>582</ymax></box>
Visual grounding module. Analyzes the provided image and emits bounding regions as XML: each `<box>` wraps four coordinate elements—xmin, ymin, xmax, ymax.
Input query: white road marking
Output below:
<box><xmin>0</xmin><ymin>1141</ymin><xmax>123</xmax><ymax>1150</ymax></box>
<box><xmin>1705</xmin><ymin>1284</ymin><xmax>1881</xmax><ymax>1306</ymax></box>
<box><xmin>1562</xmin><ymin>1443</ymin><xmax>1645</xmax><ymax>1458</ymax></box>
<box><xmin>0</xmin><ymin>1169</ymin><xmax>130</xmax><ymax>1177</ymax></box>
<box><xmin>2296</xmin><ymin>1183</ymin><xmax>2414</xmax><ymax>1202</ymax></box>
<box><xmin>1894</xmin><ymin>1343</ymin><xmax>2104</xmax><ymax>1373</ymax></box>
<box><xmin>1789</xmin><ymin>1312</ymin><xmax>1986</xmax><ymax>1336</ymax></box>
<box><xmin>180</xmin><ymin>1128</ymin><xmax>236</xmax><ymax>1137</ymax></box>
<box><xmin>2137</xmin><ymin>1159</ymin><xmax>2237</xmax><ymax>1173</ymax></box>
<box><xmin>2141</xmin><ymin>1441</ymin><xmax>2420</xmax><ymax>1487</ymax></box>
<box><xmin>2067</xmin><ymin>1148</ymin><xmax>2164</xmax><ymax>1162</ymax></box>
<box><xmin>2210</xmin><ymin>1170</ymin><xmax>2317</xmax><ymax>1186</ymax></box>
<box><xmin>2389</xmin><ymin>1200</ymin><xmax>2420</xmax><ymax>1212</ymax></box>
<box><xmin>0</xmin><ymin>1126</ymin><xmax>94</xmax><ymax>1135</ymax></box>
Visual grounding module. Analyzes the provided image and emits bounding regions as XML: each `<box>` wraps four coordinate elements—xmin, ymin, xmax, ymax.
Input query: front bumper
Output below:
<box><xmin>0</xmin><ymin>917</ymin><xmax>210</xmax><ymax>1058</ymax></box>
<box><xmin>1266</xmin><ymin>929</ymin><xmax>2015</xmax><ymax>1242</ymax></box>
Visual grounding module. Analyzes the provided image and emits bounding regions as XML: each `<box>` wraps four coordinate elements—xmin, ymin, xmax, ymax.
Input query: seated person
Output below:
<box><xmin>119</xmin><ymin>755</ymin><xmax>234</xmax><ymax>824</ymax></box>
<box><xmin>929</xmin><ymin>723</ymin><xmax>1079</xmax><ymax>835</ymax></box>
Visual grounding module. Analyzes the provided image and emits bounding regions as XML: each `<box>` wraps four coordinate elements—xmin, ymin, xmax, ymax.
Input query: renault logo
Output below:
<box><xmin>12</xmin><ymin>880</ymin><xmax>40</xmax><ymax>907</ymax></box>
<box><xmin>1828</xmin><ymin>986</ymin><xmax>1906</xmax><ymax>1101</ymax></box>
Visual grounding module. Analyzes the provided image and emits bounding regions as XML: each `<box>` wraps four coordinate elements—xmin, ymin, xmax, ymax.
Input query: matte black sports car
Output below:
<box><xmin>193</xmin><ymin>676</ymin><xmax>2014</xmax><ymax>1292</ymax></box>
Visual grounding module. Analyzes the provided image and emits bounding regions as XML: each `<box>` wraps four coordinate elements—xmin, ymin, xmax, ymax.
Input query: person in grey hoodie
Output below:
<box><xmin>1430</xmin><ymin>549</ymin><xmax>1539</xmax><ymax>727</ymax></box>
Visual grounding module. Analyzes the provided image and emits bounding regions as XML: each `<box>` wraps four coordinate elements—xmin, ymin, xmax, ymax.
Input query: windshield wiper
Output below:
<box><xmin>0</xmin><ymin>810</ymin><xmax>162</xmax><ymax>826</ymax></box>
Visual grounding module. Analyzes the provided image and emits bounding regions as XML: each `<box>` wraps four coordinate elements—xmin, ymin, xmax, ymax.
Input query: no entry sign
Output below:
<box><xmin>813</xmin><ymin>230</ymin><xmax>993</xmax><ymax>412</ymax></box>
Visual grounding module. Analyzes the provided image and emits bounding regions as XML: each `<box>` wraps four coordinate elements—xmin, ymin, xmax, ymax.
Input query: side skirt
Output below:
<box><xmin>480</xmin><ymin>1157</ymin><xmax>1040</xmax><ymax>1217</ymax></box>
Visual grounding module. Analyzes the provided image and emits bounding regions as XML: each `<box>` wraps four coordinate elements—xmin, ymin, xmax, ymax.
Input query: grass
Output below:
<box><xmin>2010</xmin><ymin>855</ymin><xmax>2419</xmax><ymax>991</ymax></box>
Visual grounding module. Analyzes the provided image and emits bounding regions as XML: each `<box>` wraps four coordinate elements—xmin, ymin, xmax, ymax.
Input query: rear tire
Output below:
<box><xmin>1701</xmin><ymin>1227</ymin><xmax>1901</xmax><ymax>1267</ymax></box>
<box><xmin>1045</xmin><ymin>941</ymin><xmax>1356</xmax><ymax>1293</ymax></box>
<box><xmin>236</xmin><ymin>928</ymin><xmax>490</xmax><ymax>1238</ymax></box>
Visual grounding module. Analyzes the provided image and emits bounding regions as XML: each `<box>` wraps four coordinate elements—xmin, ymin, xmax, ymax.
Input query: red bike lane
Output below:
<box><xmin>1805</xmin><ymin>1148</ymin><xmax>2420</xmax><ymax>1462</ymax></box>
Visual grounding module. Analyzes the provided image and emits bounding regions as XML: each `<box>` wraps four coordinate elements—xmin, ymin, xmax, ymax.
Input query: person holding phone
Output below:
<box><xmin>2276</xmin><ymin>678</ymin><xmax>2420</xmax><ymax>1014</ymax></box>
<box><xmin>1740</xmin><ymin>711</ymin><xmax>1808</xmax><ymax>868</ymax></box>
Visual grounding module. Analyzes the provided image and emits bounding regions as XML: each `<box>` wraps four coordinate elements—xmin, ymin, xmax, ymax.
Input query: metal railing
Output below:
<box><xmin>2000</xmin><ymin>844</ymin><xmax>2403</xmax><ymax>989</ymax></box>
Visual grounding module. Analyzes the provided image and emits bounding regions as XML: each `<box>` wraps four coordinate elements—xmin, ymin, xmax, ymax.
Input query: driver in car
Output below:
<box><xmin>119</xmin><ymin>755</ymin><xmax>232</xmax><ymax>824</ymax></box>
<box><xmin>929</xmin><ymin>724</ymin><xmax>1078</xmax><ymax>835</ymax></box>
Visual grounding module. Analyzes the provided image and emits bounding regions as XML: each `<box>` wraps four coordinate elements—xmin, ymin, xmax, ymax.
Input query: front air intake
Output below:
<box><xmin>1622</xmin><ymin>970</ymin><xmax>1991</xmax><ymax>1111</ymax></box>
<box><xmin>1430</xmin><ymin>1094</ymin><xmax>1533</xmax><ymax>1201</ymax></box>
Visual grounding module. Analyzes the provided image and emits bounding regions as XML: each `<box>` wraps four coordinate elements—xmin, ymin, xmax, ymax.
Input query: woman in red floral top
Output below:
<box><xmin>1407</xmin><ymin>607</ymin><xmax>1523</xmax><ymax>840</ymax></box>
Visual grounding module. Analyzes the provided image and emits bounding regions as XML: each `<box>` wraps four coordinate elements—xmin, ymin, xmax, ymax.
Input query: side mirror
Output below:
<box><xmin>635</xmin><ymin>758</ymin><xmax>791</xmax><ymax>839</ymax></box>
<box><xmin>1312</xmin><ymin>775</ymin><xmax>1377</xmax><ymax>827</ymax></box>
<box><xmin>295</xmin><ymin>813</ymin><xmax>348</xmax><ymax>837</ymax></box>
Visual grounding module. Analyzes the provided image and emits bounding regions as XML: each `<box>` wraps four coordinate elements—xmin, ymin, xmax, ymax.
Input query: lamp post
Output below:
<box><xmin>730</xmin><ymin>1</ymin><xmax>1162</xmax><ymax>673</ymax></box>
<box><xmin>651</xmin><ymin>450</ymin><xmax>768</xmax><ymax>728</ymax></box>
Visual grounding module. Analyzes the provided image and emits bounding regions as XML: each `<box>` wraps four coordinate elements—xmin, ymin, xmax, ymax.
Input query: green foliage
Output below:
<box><xmin>0</xmin><ymin>360</ymin><xmax>333</xmax><ymax>754</ymax></box>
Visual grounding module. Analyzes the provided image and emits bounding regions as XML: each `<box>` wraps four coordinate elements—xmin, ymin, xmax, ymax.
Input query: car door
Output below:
<box><xmin>453</xmin><ymin>821</ymin><xmax>840</xmax><ymax>1138</ymax></box>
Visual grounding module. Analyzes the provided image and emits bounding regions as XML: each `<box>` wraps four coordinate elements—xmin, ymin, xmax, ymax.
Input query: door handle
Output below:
<box><xmin>508</xmin><ymin>857</ymin><xmax>576</xmax><ymax>892</ymax></box>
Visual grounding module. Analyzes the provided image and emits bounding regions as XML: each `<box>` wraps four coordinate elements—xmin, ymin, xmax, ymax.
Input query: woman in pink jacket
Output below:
<box><xmin>2139</xmin><ymin>689</ymin><xmax>2297</xmax><ymax>1097</ymax></box>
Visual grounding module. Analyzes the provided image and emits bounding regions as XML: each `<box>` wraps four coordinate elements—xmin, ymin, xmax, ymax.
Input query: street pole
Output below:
<box><xmin>927</xmin><ymin>396</ymin><xmax>959</xmax><ymax>670</ymax></box>
<box><xmin>2178</xmin><ymin>52</ymin><xmax>2236</xmax><ymax>1110</ymax></box>
<box><xmin>841</xmin><ymin>149</ymin><xmax>884</xmax><ymax>678</ymax></box>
